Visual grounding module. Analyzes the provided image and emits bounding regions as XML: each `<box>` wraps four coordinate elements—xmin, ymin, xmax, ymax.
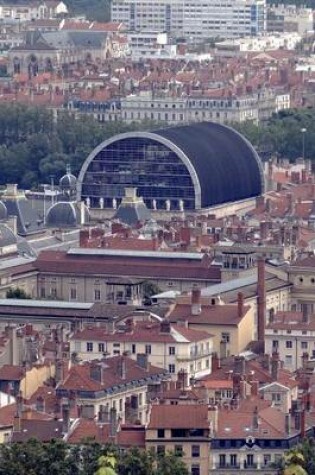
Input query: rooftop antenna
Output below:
<box><xmin>66</xmin><ymin>163</ymin><xmax>71</xmax><ymax>175</ymax></box>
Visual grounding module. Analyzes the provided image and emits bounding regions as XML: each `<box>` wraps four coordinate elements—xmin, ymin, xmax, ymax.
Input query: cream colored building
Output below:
<box><xmin>56</xmin><ymin>356</ymin><xmax>169</xmax><ymax>425</ymax></box>
<box><xmin>70</xmin><ymin>319</ymin><xmax>213</xmax><ymax>381</ymax></box>
<box><xmin>146</xmin><ymin>403</ymin><xmax>211</xmax><ymax>475</ymax></box>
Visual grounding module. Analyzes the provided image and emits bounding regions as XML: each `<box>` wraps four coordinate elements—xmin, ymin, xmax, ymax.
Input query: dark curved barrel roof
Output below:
<box><xmin>155</xmin><ymin>122</ymin><xmax>264</xmax><ymax>208</ymax></box>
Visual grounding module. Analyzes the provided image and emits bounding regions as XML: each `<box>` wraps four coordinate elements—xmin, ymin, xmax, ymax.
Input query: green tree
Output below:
<box><xmin>6</xmin><ymin>287</ymin><xmax>32</xmax><ymax>299</ymax></box>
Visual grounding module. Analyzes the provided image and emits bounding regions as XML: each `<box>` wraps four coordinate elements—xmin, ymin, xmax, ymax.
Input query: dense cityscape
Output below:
<box><xmin>1</xmin><ymin>0</ymin><xmax>315</xmax><ymax>474</ymax></box>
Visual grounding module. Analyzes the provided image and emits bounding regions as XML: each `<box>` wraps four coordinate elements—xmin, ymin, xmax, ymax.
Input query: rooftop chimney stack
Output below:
<box><xmin>237</xmin><ymin>292</ymin><xmax>244</xmax><ymax>319</ymax></box>
<box><xmin>257</xmin><ymin>257</ymin><xmax>266</xmax><ymax>353</ymax></box>
<box><xmin>191</xmin><ymin>285</ymin><xmax>202</xmax><ymax>315</ymax></box>
<box><xmin>271</xmin><ymin>352</ymin><xmax>279</xmax><ymax>381</ymax></box>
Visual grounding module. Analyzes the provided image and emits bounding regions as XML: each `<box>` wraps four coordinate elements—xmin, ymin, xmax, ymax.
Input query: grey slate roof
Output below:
<box><xmin>46</xmin><ymin>202</ymin><xmax>89</xmax><ymax>229</ymax></box>
<box><xmin>42</xmin><ymin>30</ymin><xmax>107</xmax><ymax>49</ymax></box>
<box><xmin>0</xmin><ymin>224</ymin><xmax>17</xmax><ymax>248</ymax></box>
<box><xmin>114</xmin><ymin>201</ymin><xmax>151</xmax><ymax>226</ymax></box>
<box><xmin>2</xmin><ymin>198</ymin><xmax>45</xmax><ymax>236</ymax></box>
<box><xmin>154</xmin><ymin>122</ymin><xmax>264</xmax><ymax>208</ymax></box>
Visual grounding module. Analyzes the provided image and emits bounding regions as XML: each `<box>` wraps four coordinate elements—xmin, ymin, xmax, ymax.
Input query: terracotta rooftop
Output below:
<box><xmin>266</xmin><ymin>311</ymin><xmax>315</xmax><ymax>331</ymax></box>
<box><xmin>167</xmin><ymin>302</ymin><xmax>250</xmax><ymax>326</ymax></box>
<box><xmin>0</xmin><ymin>365</ymin><xmax>25</xmax><ymax>381</ymax></box>
<box><xmin>71</xmin><ymin>321</ymin><xmax>212</xmax><ymax>344</ymax></box>
<box><xmin>67</xmin><ymin>418</ymin><xmax>110</xmax><ymax>444</ymax></box>
<box><xmin>58</xmin><ymin>356</ymin><xmax>167</xmax><ymax>394</ymax></box>
<box><xmin>147</xmin><ymin>403</ymin><xmax>210</xmax><ymax>430</ymax></box>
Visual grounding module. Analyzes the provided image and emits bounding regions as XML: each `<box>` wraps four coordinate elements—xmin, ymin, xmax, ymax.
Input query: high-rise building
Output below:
<box><xmin>111</xmin><ymin>0</ymin><xmax>266</xmax><ymax>42</ymax></box>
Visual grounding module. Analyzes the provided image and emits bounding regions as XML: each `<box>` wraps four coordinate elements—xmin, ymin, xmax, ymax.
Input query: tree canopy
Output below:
<box><xmin>0</xmin><ymin>103</ymin><xmax>159</xmax><ymax>190</ymax></box>
<box><xmin>0</xmin><ymin>439</ymin><xmax>189</xmax><ymax>475</ymax></box>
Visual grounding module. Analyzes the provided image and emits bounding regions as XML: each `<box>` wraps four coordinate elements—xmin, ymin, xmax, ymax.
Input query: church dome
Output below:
<box><xmin>0</xmin><ymin>223</ymin><xmax>17</xmax><ymax>247</ymax></box>
<box><xmin>46</xmin><ymin>202</ymin><xmax>89</xmax><ymax>229</ymax></box>
<box><xmin>0</xmin><ymin>201</ymin><xmax>7</xmax><ymax>221</ymax></box>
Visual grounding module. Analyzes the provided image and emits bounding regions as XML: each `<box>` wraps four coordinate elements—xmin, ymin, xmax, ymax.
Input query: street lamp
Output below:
<box><xmin>301</xmin><ymin>127</ymin><xmax>307</xmax><ymax>160</ymax></box>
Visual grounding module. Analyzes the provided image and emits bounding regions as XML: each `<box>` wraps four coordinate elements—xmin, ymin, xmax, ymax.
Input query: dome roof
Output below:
<box><xmin>46</xmin><ymin>202</ymin><xmax>89</xmax><ymax>229</ymax></box>
<box><xmin>0</xmin><ymin>201</ymin><xmax>7</xmax><ymax>221</ymax></box>
<box><xmin>77</xmin><ymin>122</ymin><xmax>264</xmax><ymax>211</ymax></box>
<box><xmin>0</xmin><ymin>223</ymin><xmax>17</xmax><ymax>247</ymax></box>
<box><xmin>59</xmin><ymin>172</ymin><xmax>77</xmax><ymax>191</ymax></box>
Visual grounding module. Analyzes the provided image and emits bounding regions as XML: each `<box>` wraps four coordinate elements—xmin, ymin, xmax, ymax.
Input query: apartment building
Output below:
<box><xmin>265</xmin><ymin>310</ymin><xmax>315</xmax><ymax>371</ymax></box>
<box><xmin>56</xmin><ymin>355</ymin><xmax>169</xmax><ymax>424</ymax></box>
<box><xmin>146</xmin><ymin>403</ymin><xmax>211</xmax><ymax>475</ymax></box>
<box><xmin>69</xmin><ymin>319</ymin><xmax>213</xmax><ymax>380</ymax></box>
<box><xmin>111</xmin><ymin>0</ymin><xmax>266</xmax><ymax>42</ymax></box>
<box><xmin>267</xmin><ymin>4</ymin><xmax>313</xmax><ymax>35</ymax></box>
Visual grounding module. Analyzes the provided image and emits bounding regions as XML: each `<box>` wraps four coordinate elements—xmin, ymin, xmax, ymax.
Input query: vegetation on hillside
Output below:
<box><xmin>0</xmin><ymin>439</ymin><xmax>189</xmax><ymax>475</ymax></box>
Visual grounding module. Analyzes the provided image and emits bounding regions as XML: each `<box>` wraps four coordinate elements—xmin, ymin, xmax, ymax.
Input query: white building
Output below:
<box><xmin>216</xmin><ymin>32</ymin><xmax>302</xmax><ymax>56</ymax></box>
<box><xmin>111</xmin><ymin>0</ymin><xmax>266</xmax><ymax>42</ymax></box>
<box><xmin>127</xmin><ymin>31</ymin><xmax>177</xmax><ymax>59</ymax></box>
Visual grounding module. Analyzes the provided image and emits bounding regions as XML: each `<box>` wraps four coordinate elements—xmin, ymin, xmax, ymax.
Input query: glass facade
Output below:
<box><xmin>81</xmin><ymin>137</ymin><xmax>196</xmax><ymax>210</ymax></box>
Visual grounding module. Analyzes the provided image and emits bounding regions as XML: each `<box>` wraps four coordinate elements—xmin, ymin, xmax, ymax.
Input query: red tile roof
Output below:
<box><xmin>147</xmin><ymin>404</ymin><xmax>210</xmax><ymax>429</ymax></box>
<box><xmin>167</xmin><ymin>302</ymin><xmax>250</xmax><ymax>326</ymax></box>
<box><xmin>67</xmin><ymin>418</ymin><xmax>110</xmax><ymax>444</ymax></box>
<box><xmin>0</xmin><ymin>365</ymin><xmax>25</xmax><ymax>381</ymax></box>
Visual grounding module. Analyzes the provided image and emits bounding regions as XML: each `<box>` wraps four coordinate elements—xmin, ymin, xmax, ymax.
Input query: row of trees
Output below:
<box><xmin>0</xmin><ymin>439</ymin><xmax>189</xmax><ymax>475</ymax></box>
<box><xmin>0</xmin><ymin>104</ymin><xmax>157</xmax><ymax>190</ymax></box>
<box><xmin>1</xmin><ymin>104</ymin><xmax>315</xmax><ymax>191</ymax></box>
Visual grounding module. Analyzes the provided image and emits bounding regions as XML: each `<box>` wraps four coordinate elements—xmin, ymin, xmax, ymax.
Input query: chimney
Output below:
<box><xmin>118</xmin><ymin>357</ymin><xmax>126</xmax><ymax>380</ymax></box>
<box><xmin>260</xmin><ymin>221</ymin><xmax>268</xmax><ymax>240</ymax></box>
<box><xmin>237</xmin><ymin>292</ymin><xmax>244</xmax><ymax>319</ymax></box>
<box><xmin>262</xmin><ymin>353</ymin><xmax>270</xmax><ymax>371</ymax></box>
<box><xmin>253</xmin><ymin>406</ymin><xmax>259</xmax><ymax>430</ymax></box>
<box><xmin>220</xmin><ymin>340</ymin><xmax>227</xmax><ymax>359</ymax></box>
<box><xmin>257</xmin><ymin>257</ymin><xmax>266</xmax><ymax>353</ymax></box>
<box><xmin>251</xmin><ymin>380</ymin><xmax>259</xmax><ymax>397</ymax></box>
<box><xmin>271</xmin><ymin>352</ymin><xmax>279</xmax><ymax>381</ymax></box>
<box><xmin>137</xmin><ymin>353</ymin><xmax>149</xmax><ymax>371</ymax></box>
<box><xmin>211</xmin><ymin>352</ymin><xmax>220</xmax><ymax>371</ymax></box>
<box><xmin>125</xmin><ymin>318</ymin><xmax>134</xmax><ymax>333</ymax></box>
<box><xmin>256</xmin><ymin>195</ymin><xmax>265</xmax><ymax>209</ymax></box>
<box><xmin>160</xmin><ymin>320</ymin><xmax>171</xmax><ymax>333</ymax></box>
<box><xmin>295</xmin><ymin>411</ymin><xmax>301</xmax><ymax>431</ymax></box>
<box><xmin>285</xmin><ymin>413</ymin><xmax>291</xmax><ymax>436</ymax></box>
<box><xmin>55</xmin><ymin>360</ymin><xmax>63</xmax><ymax>384</ymax></box>
<box><xmin>240</xmin><ymin>378</ymin><xmax>247</xmax><ymax>399</ymax></box>
<box><xmin>302</xmin><ymin>352</ymin><xmax>309</xmax><ymax>370</ymax></box>
<box><xmin>36</xmin><ymin>395</ymin><xmax>45</xmax><ymax>412</ymax></box>
<box><xmin>98</xmin><ymin>404</ymin><xmax>109</xmax><ymax>423</ymax></box>
<box><xmin>234</xmin><ymin>356</ymin><xmax>246</xmax><ymax>375</ymax></box>
<box><xmin>177</xmin><ymin>369</ymin><xmax>188</xmax><ymax>390</ymax></box>
<box><xmin>90</xmin><ymin>363</ymin><xmax>102</xmax><ymax>383</ymax></box>
<box><xmin>191</xmin><ymin>285</ymin><xmax>202</xmax><ymax>315</ymax></box>
<box><xmin>62</xmin><ymin>402</ymin><xmax>70</xmax><ymax>434</ymax></box>
<box><xmin>109</xmin><ymin>407</ymin><xmax>117</xmax><ymax>438</ymax></box>
<box><xmin>302</xmin><ymin>169</ymin><xmax>307</xmax><ymax>184</ymax></box>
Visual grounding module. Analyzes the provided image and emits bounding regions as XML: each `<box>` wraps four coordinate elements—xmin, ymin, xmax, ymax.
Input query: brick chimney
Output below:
<box><xmin>257</xmin><ymin>257</ymin><xmax>266</xmax><ymax>353</ymax></box>
<box><xmin>237</xmin><ymin>292</ymin><xmax>244</xmax><ymax>319</ymax></box>
<box><xmin>211</xmin><ymin>352</ymin><xmax>220</xmax><ymax>371</ymax></box>
<box><xmin>191</xmin><ymin>285</ymin><xmax>202</xmax><ymax>315</ymax></box>
<box><xmin>271</xmin><ymin>352</ymin><xmax>279</xmax><ymax>381</ymax></box>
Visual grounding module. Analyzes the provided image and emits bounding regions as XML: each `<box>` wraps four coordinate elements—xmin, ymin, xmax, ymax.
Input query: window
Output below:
<box><xmin>119</xmin><ymin>398</ymin><xmax>123</xmax><ymax>412</ymax></box>
<box><xmin>191</xmin><ymin>465</ymin><xmax>200</xmax><ymax>475</ymax></box>
<box><xmin>157</xmin><ymin>429</ymin><xmax>165</xmax><ymax>438</ymax></box>
<box><xmin>51</xmin><ymin>287</ymin><xmax>57</xmax><ymax>298</ymax></box>
<box><xmin>40</xmin><ymin>287</ymin><xmax>46</xmax><ymax>298</ymax></box>
<box><xmin>285</xmin><ymin>355</ymin><xmax>293</xmax><ymax>365</ymax></box>
<box><xmin>272</xmin><ymin>340</ymin><xmax>278</xmax><ymax>349</ymax></box>
<box><xmin>132</xmin><ymin>344</ymin><xmax>136</xmax><ymax>354</ymax></box>
<box><xmin>139</xmin><ymin>393</ymin><xmax>143</xmax><ymax>406</ymax></box>
<box><xmin>70</xmin><ymin>288</ymin><xmax>77</xmax><ymax>300</ymax></box>
<box><xmin>286</xmin><ymin>340</ymin><xmax>292</xmax><ymax>349</ymax></box>
<box><xmin>98</xmin><ymin>343</ymin><xmax>105</xmax><ymax>353</ymax></box>
<box><xmin>219</xmin><ymin>454</ymin><xmax>226</xmax><ymax>467</ymax></box>
<box><xmin>169</xmin><ymin>364</ymin><xmax>176</xmax><ymax>373</ymax></box>
<box><xmin>301</xmin><ymin>341</ymin><xmax>308</xmax><ymax>349</ymax></box>
<box><xmin>145</xmin><ymin>345</ymin><xmax>151</xmax><ymax>355</ymax></box>
<box><xmin>272</xmin><ymin>393</ymin><xmax>281</xmax><ymax>402</ymax></box>
<box><xmin>157</xmin><ymin>445</ymin><xmax>165</xmax><ymax>456</ymax></box>
<box><xmin>94</xmin><ymin>289</ymin><xmax>101</xmax><ymax>301</ymax></box>
<box><xmin>221</xmin><ymin>332</ymin><xmax>230</xmax><ymax>343</ymax></box>
<box><xmin>230</xmin><ymin>454</ymin><xmax>237</xmax><ymax>466</ymax></box>
<box><xmin>174</xmin><ymin>445</ymin><xmax>183</xmax><ymax>456</ymax></box>
<box><xmin>191</xmin><ymin>445</ymin><xmax>200</xmax><ymax>457</ymax></box>
<box><xmin>169</xmin><ymin>346</ymin><xmax>175</xmax><ymax>355</ymax></box>
<box><xmin>86</xmin><ymin>342</ymin><xmax>94</xmax><ymax>352</ymax></box>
